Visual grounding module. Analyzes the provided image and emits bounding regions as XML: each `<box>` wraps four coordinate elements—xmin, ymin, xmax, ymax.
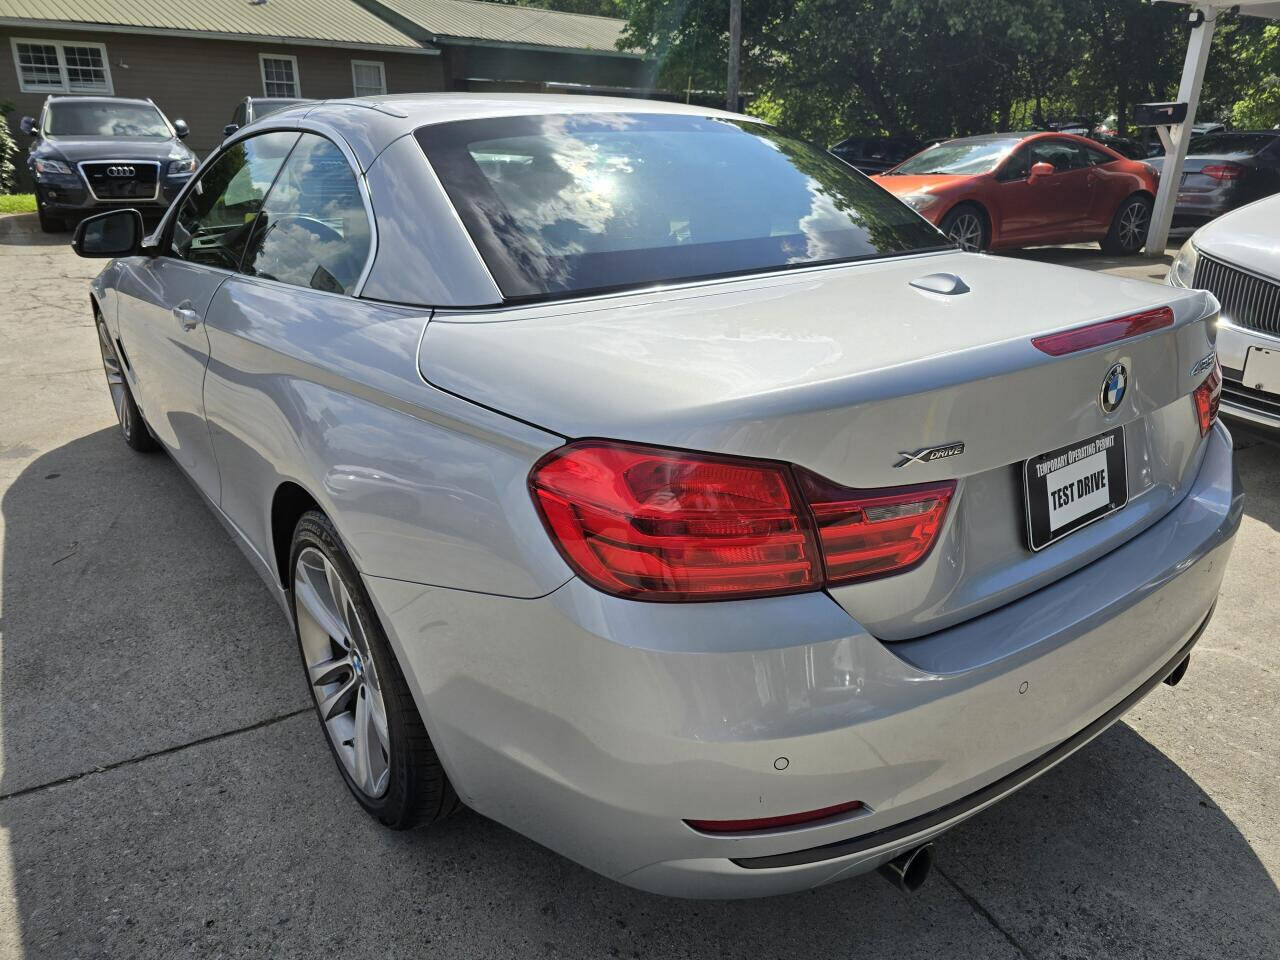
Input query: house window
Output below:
<box><xmin>11</xmin><ymin>38</ymin><xmax>112</xmax><ymax>94</ymax></box>
<box><xmin>351</xmin><ymin>60</ymin><xmax>386</xmax><ymax>97</ymax></box>
<box><xmin>260</xmin><ymin>54</ymin><xmax>300</xmax><ymax>98</ymax></box>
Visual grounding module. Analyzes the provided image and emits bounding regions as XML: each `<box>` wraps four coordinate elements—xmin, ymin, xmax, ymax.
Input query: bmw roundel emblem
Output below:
<box><xmin>1100</xmin><ymin>363</ymin><xmax>1128</xmax><ymax>413</ymax></box>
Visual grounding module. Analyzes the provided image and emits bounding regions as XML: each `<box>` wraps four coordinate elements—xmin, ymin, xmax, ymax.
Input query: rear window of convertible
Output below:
<box><xmin>415</xmin><ymin>113</ymin><xmax>946</xmax><ymax>301</ymax></box>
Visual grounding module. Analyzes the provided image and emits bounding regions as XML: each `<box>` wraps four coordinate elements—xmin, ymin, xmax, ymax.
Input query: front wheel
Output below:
<box><xmin>289</xmin><ymin>511</ymin><xmax>460</xmax><ymax>829</ymax></box>
<box><xmin>96</xmin><ymin>317</ymin><xmax>158</xmax><ymax>452</ymax></box>
<box><xmin>1101</xmin><ymin>195</ymin><xmax>1152</xmax><ymax>255</ymax></box>
<box><xmin>939</xmin><ymin>204</ymin><xmax>989</xmax><ymax>252</ymax></box>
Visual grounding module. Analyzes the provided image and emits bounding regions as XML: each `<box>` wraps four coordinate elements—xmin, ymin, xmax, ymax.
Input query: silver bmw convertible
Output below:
<box><xmin>73</xmin><ymin>95</ymin><xmax>1240</xmax><ymax>899</ymax></box>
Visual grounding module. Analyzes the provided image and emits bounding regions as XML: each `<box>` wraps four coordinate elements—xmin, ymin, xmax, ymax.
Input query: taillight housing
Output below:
<box><xmin>529</xmin><ymin>441</ymin><xmax>955</xmax><ymax>602</ymax></box>
<box><xmin>1193</xmin><ymin>358</ymin><xmax>1222</xmax><ymax>437</ymax></box>
<box><xmin>1201</xmin><ymin>163</ymin><xmax>1244</xmax><ymax>181</ymax></box>
<box><xmin>1031</xmin><ymin>307</ymin><xmax>1174</xmax><ymax>356</ymax></box>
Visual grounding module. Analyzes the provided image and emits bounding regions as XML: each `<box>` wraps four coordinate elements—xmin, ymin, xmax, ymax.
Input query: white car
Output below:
<box><xmin>1169</xmin><ymin>192</ymin><xmax>1280</xmax><ymax>437</ymax></box>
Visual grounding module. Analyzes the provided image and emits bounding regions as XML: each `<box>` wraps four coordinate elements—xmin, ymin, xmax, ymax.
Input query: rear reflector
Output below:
<box><xmin>530</xmin><ymin>441</ymin><xmax>955</xmax><ymax>602</ymax></box>
<box><xmin>1193</xmin><ymin>357</ymin><xmax>1222</xmax><ymax>437</ymax></box>
<box><xmin>796</xmin><ymin>471</ymin><xmax>956</xmax><ymax>584</ymax></box>
<box><xmin>1031</xmin><ymin>307</ymin><xmax>1174</xmax><ymax>356</ymax></box>
<box><xmin>1201</xmin><ymin>163</ymin><xmax>1244</xmax><ymax>181</ymax></box>
<box><xmin>686</xmin><ymin>800</ymin><xmax>864</xmax><ymax>834</ymax></box>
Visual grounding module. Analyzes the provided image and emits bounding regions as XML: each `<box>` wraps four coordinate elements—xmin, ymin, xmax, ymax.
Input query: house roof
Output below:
<box><xmin>0</xmin><ymin>0</ymin><xmax>641</xmax><ymax>57</ymax></box>
<box><xmin>0</xmin><ymin>0</ymin><xmax>430</xmax><ymax>52</ymax></box>
<box><xmin>364</xmin><ymin>0</ymin><xmax>635</xmax><ymax>55</ymax></box>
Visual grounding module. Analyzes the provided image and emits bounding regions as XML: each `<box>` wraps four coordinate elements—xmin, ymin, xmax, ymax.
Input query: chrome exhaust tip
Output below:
<box><xmin>878</xmin><ymin>842</ymin><xmax>935</xmax><ymax>894</ymax></box>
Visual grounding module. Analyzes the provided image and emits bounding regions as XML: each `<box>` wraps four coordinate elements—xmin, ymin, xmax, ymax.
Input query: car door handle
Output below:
<box><xmin>173</xmin><ymin>305</ymin><xmax>200</xmax><ymax>330</ymax></box>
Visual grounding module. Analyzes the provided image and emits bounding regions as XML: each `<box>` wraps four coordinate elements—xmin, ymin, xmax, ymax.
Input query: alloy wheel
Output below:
<box><xmin>294</xmin><ymin>546</ymin><xmax>391</xmax><ymax>798</ymax></box>
<box><xmin>1118</xmin><ymin>201</ymin><xmax>1150</xmax><ymax>252</ymax></box>
<box><xmin>97</xmin><ymin>322</ymin><xmax>132</xmax><ymax>441</ymax></box>
<box><xmin>948</xmin><ymin>213</ymin><xmax>984</xmax><ymax>252</ymax></box>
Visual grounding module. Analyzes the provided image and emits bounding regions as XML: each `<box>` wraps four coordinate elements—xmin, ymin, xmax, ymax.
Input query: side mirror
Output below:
<box><xmin>19</xmin><ymin>116</ymin><xmax>37</xmax><ymax>136</ymax></box>
<box><xmin>173</xmin><ymin>119</ymin><xmax>189</xmax><ymax>140</ymax></box>
<box><xmin>223</xmin><ymin>123</ymin><xmax>239</xmax><ymax>137</ymax></box>
<box><xmin>73</xmin><ymin>209</ymin><xmax>144</xmax><ymax>259</ymax></box>
<box><xmin>1029</xmin><ymin>161</ymin><xmax>1056</xmax><ymax>182</ymax></box>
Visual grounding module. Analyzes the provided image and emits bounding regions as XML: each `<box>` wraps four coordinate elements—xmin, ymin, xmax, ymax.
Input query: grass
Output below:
<box><xmin>0</xmin><ymin>193</ymin><xmax>36</xmax><ymax>214</ymax></box>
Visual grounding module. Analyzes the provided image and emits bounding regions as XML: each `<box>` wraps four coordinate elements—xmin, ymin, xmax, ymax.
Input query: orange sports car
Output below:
<box><xmin>874</xmin><ymin>131</ymin><xmax>1160</xmax><ymax>254</ymax></box>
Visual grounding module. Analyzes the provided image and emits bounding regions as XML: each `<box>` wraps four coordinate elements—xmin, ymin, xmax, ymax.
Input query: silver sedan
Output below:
<box><xmin>73</xmin><ymin>95</ymin><xmax>1240</xmax><ymax>899</ymax></box>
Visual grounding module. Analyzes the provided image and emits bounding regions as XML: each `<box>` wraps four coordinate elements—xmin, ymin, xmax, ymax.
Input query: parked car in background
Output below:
<box><xmin>1089</xmin><ymin>134</ymin><xmax>1150</xmax><ymax>161</ymax></box>
<box><xmin>224</xmin><ymin>97</ymin><xmax>310</xmax><ymax>137</ymax></box>
<box><xmin>1147</xmin><ymin>131</ymin><xmax>1280</xmax><ymax>229</ymax></box>
<box><xmin>20</xmin><ymin>96</ymin><xmax>196</xmax><ymax>233</ymax></box>
<box><xmin>71</xmin><ymin>95</ymin><xmax>1236</xmax><ymax>899</ymax></box>
<box><xmin>1170</xmin><ymin>192</ymin><xmax>1280</xmax><ymax>440</ymax></box>
<box><xmin>876</xmin><ymin>132</ymin><xmax>1159</xmax><ymax>254</ymax></box>
<box><xmin>829</xmin><ymin>136</ymin><xmax>923</xmax><ymax>174</ymax></box>
<box><xmin>1192</xmin><ymin>121</ymin><xmax>1228</xmax><ymax>137</ymax></box>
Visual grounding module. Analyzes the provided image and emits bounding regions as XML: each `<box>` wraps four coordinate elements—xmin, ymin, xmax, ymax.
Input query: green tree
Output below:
<box><xmin>1225</xmin><ymin>23</ymin><xmax>1280</xmax><ymax>129</ymax></box>
<box><xmin>0</xmin><ymin>100</ymin><xmax>17</xmax><ymax>195</ymax></box>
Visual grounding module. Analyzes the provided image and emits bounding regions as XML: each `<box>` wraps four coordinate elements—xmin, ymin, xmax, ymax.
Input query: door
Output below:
<box><xmin>203</xmin><ymin>132</ymin><xmax>375</xmax><ymax>554</ymax></box>
<box><xmin>113</xmin><ymin>130</ymin><xmax>298</xmax><ymax>499</ymax></box>
<box><xmin>999</xmin><ymin>139</ymin><xmax>1087</xmax><ymax>242</ymax></box>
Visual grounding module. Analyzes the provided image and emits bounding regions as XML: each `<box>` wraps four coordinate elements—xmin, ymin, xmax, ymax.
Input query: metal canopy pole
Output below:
<box><xmin>1145</xmin><ymin>4</ymin><xmax>1219</xmax><ymax>255</ymax></box>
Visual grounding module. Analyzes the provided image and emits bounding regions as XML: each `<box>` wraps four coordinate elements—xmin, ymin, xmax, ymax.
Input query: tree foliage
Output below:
<box><xmin>0</xmin><ymin>101</ymin><xmax>17</xmax><ymax>195</ymax></box>
<box><xmin>615</xmin><ymin>0</ymin><xmax>1279</xmax><ymax>143</ymax></box>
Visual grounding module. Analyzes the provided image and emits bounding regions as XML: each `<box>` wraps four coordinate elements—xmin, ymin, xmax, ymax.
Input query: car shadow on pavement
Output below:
<box><xmin>0</xmin><ymin>213</ymin><xmax>69</xmax><ymax>249</ymax></box>
<box><xmin>1232</xmin><ymin>427</ymin><xmax>1280</xmax><ymax>532</ymax></box>
<box><xmin>2</xmin><ymin>429</ymin><xmax>1277</xmax><ymax>959</ymax></box>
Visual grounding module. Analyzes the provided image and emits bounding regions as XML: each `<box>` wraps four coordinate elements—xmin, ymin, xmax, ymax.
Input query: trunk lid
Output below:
<box><xmin>421</xmin><ymin>251</ymin><xmax>1217</xmax><ymax>638</ymax></box>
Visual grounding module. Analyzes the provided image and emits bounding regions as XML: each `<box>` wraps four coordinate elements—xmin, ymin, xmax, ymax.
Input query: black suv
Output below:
<box><xmin>20</xmin><ymin>96</ymin><xmax>198</xmax><ymax>233</ymax></box>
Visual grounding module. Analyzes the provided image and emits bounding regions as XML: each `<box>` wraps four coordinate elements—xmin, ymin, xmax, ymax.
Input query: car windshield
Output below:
<box><xmin>416</xmin><ymin>113</ymin><xmax>946</xmax><ymax>300</ymax></box>
<box><xmin>1188</xmin><ymin>133</ymin><xmax>1276</xmax><ymax>157</ymax></box>
<box><xmin>889</xmin><ymin>138</ymin><xmax>1021</xmax><ymax>175</ymax></box>
<box><xmin>46</xmin><ymin>102</ymin><xmax>169</xmax><ymax>138</ymax></box>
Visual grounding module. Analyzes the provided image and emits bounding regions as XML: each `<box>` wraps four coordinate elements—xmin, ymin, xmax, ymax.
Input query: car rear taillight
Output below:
<box><xmin>529</xmin><ymin>441</ymin><xmax>955</xmax><ymax>602</ymax></box>
<box><xmin>1193</xmin><ymin>358</ymin><xmax>1222</xmax><ymax>437</ymax></box>
<box><xmin>795</xmin><ymin>470</ymin><xmax>955</xmax><ymax>584</ymax></box>
<box><xmin>1201</xmin><ymin>163</ymin><xmax>1245</xmax><ymax>181</ymax></box>
<box><xmin>685</xmin><ymin>800</ymin><xmax>864</xmax><ymax>834</ymax></box>
<box><xmin>1031</xmin><ymin>307</ymin><xmax>1174</xmax><ymax>356</ymax></box>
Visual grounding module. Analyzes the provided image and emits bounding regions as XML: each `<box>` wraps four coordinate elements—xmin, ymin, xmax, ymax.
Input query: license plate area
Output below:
<box><xmin>1023</xmin><ymin>427</ymin><xmax>1128</xmax><ymax>552</ymax></box>
<box><xmin>1242</xmin><ymin>346</ymin><xmax>1280</xmax><ymax>395</ymax></box>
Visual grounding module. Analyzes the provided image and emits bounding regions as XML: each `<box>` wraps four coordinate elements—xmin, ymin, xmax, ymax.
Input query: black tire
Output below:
<box><xmin>1101</xmin><ymin>194</ymin><xmax>1153</xmax><ymax>255</ymax></box>
<box><xmin>36</xmin><ymin>202</ymin><xmax>65</xmax><ymax>234</ymax></box>
<box><xmin>939</xmin><ymin>203</ymin><xmax>989</xmax><ymax>252</ymax></box>
<box><xmin>95</xmin><ymin>316</ymin><xmax>159</xmax><ymax>452</ymax></box>
<box><xmin>289</xmin><ymin>510</ymin><xmax>460</xmax><ymax>830</ymax></box>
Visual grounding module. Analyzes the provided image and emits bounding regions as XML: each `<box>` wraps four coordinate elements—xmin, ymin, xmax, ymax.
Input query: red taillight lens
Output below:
<box><xmin>1031</xmin><ymin>307</ymin><xmax>1174</xmax><ymax>357</ymax></box>
<box><xmin>529</xmin><ymin>442</ymin><xmax>821</xmax><ymax>601</ymax></box>
<box><xmin>1193</xmin><ymin>358</ymin><xmax>1222</xmax><ymax>436</ymax></box>
<box><xmin>686</xmin><ymin>800</ymin><xmax>864</xmax><ymax>834</ymax></box>
<box><xmin>1201</xmin><ymin>163</ymin><xmax>1244</xmax><ymax>181</ymax></box>
<box><xmin>530</xmin><ymin>441</ymin><xmax>956</xmax><ymax>601</ymax></box>
<box><xmin>797</xmin><ymin>470</ymin><xmax>955</xmax><ymax>584</ymax></box>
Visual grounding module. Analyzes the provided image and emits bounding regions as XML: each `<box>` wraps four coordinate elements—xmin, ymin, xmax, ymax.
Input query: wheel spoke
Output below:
<box><xmin>294</xmin><ymin>575</ymin><xmax>348</xmax><ymax>644</ymax></box>
<box><xmin>317</xmin><ymin>672</ymin><xmax>358</xmax><ymax>721</ymax></box>
<box><xmin>308</xmin><ymin>652</ymin><xmax>353</xmax><ymax>688</ymax></box>
<box><xmin>351</xmin><ymin>689</ymin><xmax>376</xmax><ymax>794</ymax></box>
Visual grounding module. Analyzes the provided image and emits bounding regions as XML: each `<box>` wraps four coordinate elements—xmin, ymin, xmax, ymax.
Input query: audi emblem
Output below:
<box><xmin>105</xmin><ymin>165</ymin><xmax>136</xmax><ymax>177</ymax></box>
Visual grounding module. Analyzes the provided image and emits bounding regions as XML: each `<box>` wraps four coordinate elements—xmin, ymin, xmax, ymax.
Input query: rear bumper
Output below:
<box><xmin>364</xmin><ymin>423</ymin><xmax>1240</xmax><ymax>898</ymax></box>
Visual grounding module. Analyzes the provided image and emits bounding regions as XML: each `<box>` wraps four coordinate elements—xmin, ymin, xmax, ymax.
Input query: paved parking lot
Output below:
<box><xmin>0</xmin><ymin>212</ymin><xmax>1276</xmax><ymax>960</ymax></box>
